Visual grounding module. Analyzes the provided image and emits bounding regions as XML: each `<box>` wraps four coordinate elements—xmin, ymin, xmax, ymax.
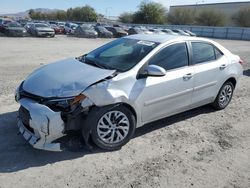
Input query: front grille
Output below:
<box><xmin>18</xmin><ymin>106</ymin><xmax>34</xmax><ymax>133</ymax></box>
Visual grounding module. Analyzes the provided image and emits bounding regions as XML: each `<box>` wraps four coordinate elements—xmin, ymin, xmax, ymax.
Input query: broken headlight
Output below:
<box><xmin>44</xmin><ymin>94</ymin><xmax>86</xmax><ymax>112</ymax></box>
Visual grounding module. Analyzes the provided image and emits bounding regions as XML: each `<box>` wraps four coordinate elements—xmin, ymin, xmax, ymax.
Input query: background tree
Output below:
<box><xmin>133</xmin><ymin>1</ymin><xmax>167</xmax><ymax>24</ymax></box>
<box><xmin>80</xmin><ymin>5</ymin><xmax>98</xmax><ymax>22</ymax></box>
<box><xmin>55</xmin><ymin>11</ymin><xmax>67</xmax><ymax>21</ymax></box>
<box><xmin>28</xmin><ymin>9</ymin><xmax>35</xmax><ymax>18</ymax></box>
<box><xmin>195</xmin><ymin>9</ymin><xmax>226</xmax><ymax>26</ymax></box>
<box><xmin>119</xmin><ymin>12</ymin><xmax>134</xmax><ymax>23</ymax></box>
<box><xmin>66</xmin><ymin>6</ymin><xmax>98</xmax><ymax>22</ymax></box>
<box><xmin>167</xmin><ymin>8</ymin><xmax>195</xmax><ymax>25</ymax></box>
<box><xmin>29</xmin><ymin>5</ymin><xmax>97</xmax><ymax>22</ymax></box>
<box><xmin>232</xmin><ymin>7</ymin><xmax>250</xmax><ymax>27</ymax></box>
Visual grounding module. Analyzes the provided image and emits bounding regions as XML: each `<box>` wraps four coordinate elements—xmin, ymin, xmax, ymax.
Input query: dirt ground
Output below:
<box><xmin>0</xmin><ymin>35</ymin><xmax>249</xmax><ymax>188</ymax></box>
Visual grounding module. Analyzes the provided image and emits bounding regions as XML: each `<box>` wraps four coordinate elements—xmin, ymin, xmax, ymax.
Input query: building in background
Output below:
<box><xmin>169</xmin><ymin>1</ymin><xmax>250</xmax><ymax>26</ymax></box>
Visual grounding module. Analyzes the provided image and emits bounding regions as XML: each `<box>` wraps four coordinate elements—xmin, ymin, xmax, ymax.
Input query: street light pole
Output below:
<box><xmin>105</xmin><ymin>7</ymin><xmax>112</xmax><ymax>20</ymax></box>
<box><xmin>195</xmin><ymin>0</ymin><xmax>205</xmax><ymax>12</ymax></box>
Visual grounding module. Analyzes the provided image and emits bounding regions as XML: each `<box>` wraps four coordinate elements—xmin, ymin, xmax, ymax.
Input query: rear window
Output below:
<box><xmin>215</xmin><ymin>48</ymin><xmax>223</xmax><ymax>59</ymax></box>
<box><xmin>192</xmin><ymin>42</ymin><xmax>216</xmax><ymax>64</ymax></box>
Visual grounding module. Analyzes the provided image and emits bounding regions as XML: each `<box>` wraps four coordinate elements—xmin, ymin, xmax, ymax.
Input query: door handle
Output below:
<box><xmin>183</xmin><ymin>73</ymin><xmax>193</xmax><ymax>80</ymax></box>
<box><xmin>220</xmin><ymin>64</ymin><xmax>227</xmax><ymax>70</ymax></box>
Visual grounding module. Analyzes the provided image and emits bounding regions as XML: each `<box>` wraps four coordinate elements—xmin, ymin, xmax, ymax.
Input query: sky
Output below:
<box><xmin>0</xmin><ymin>0</ymin><xmax>250</xmax><ymax>16</ymax></box>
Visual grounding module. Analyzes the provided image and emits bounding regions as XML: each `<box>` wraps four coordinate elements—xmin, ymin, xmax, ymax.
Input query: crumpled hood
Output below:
<box><xmin>23</xmin><ymin>58</ymin><xmax>115</xmax><ymax>98</ymax></box>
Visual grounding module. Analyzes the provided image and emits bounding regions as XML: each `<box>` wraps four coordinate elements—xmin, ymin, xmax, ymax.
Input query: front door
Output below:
<box><xmin>136</xmin><ymin>42</ymin><xmax>194</xmax><ymax>123</ymax></box>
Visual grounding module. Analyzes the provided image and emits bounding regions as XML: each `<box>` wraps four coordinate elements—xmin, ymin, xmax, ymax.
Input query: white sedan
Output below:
<box><xmin>15</xmin><ymin>34</ymin><xmax>243</xmax><ymax>151</ymax></box>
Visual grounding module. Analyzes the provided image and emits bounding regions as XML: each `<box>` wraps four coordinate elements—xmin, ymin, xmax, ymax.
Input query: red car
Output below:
<box><xmin>50</xmin><ymin>24</ymin><xmax>65</xmax><ymax>34</ymax></box>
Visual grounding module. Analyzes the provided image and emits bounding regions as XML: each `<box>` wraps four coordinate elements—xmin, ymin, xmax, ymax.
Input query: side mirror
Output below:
<box><xmin>143</xmin><ymin>65</ymin><xmax>166</xmax><ymax>77</ymax></box>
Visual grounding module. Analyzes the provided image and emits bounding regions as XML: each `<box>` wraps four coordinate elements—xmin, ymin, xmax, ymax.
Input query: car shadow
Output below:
<box><xmin>134</xmin><ymin>105</ymin><xmax>215</xmax><ymax>138</ymax></box>
<box><xmin>0</xmin><ymin>105</ymin><xmax>215</xmax><ymax>173</ymax></box>
<box><xmin>243</xmin><ymin>69</ymin><xmax>250</xmax><ymax>77</ymax></box>
<box><xmin>0</xmin><ymin>111</ymin><xmax>106</xmax><ymax>173</ymax></box>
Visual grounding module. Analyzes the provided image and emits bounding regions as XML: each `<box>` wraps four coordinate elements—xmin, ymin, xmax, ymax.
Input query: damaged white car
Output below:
<box><xmin>15</xmin><ymin>34</ymin><xmax>243</xmax><ymax>151</ymax></box>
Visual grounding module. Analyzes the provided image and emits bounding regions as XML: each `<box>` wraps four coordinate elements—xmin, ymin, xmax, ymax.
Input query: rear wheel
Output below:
<box><xmin>212</xmin><ymin>81</ymin><xmax>234</xmax><ymax>110</ymax></box>
<box><xmin>82</xmin><ymin>105</ymin><xmax>136</xmax><ymax>150</ymax></box>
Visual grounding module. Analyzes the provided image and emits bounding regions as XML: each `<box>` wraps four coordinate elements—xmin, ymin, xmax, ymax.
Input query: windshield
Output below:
<box><xmin>80</xmin><ymin>25</ymin><xmax>92</xmax><ymax>30</ymax></box>
<box><xmin>97</xmin><ymin>27</ymin><xmax>106</xmax><ymax>32</ymax></box>
<box><xmin>81</xmin><ymin>38</ymin><xmax>158</xmax><ymax>72</ymax></box>
<box><xmin>35</xmin><ymin>24</ymin><xmax>49</xmax><ymax>28</ymax></box>
<box><xmin>7</xmin><ymin>22</ymin><xmax>21</xmax><ymax>27</ymax></box>
<box><xmin>115</xmin><ymin>27</ymin><xmax>123</xmax><ymax>32</ymax></box>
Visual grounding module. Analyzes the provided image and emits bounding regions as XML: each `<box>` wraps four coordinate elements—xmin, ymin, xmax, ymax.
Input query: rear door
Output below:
<box><xmin>190</xmin><ymin>41</ymin><xmax>228</xmax><ymax>106</ymax></box>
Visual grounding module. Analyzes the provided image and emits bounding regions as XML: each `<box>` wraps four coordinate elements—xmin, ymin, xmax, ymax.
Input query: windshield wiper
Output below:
<box><xmin>79</xmin><ymin>55</ymin><xmax>112</xmax><ymax>70</ymax></box>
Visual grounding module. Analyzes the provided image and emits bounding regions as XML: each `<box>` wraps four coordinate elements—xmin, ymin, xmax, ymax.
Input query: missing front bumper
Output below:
<box><xmin>17</xmin><ymin>98</ymin><xmax>65</xmax><ymax>151</ymax></box>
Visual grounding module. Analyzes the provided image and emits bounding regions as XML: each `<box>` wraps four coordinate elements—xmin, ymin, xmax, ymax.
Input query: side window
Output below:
<box><xmin>148</xmin><ymin>43</ymin><xmax>189</xmax><ymax>71</ymax></box>
<box><xmin>192</xmin><ymin>42</ymin><xmax>216</xmax><ymax>64</ymax></box>
<box><xmin>214</xmin><ymin>48</ymin><xmax>223</xmax><ymax>59</ymax></box>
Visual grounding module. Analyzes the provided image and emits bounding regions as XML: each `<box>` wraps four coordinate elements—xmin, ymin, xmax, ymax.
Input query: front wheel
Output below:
<box><xmin>212</xmin><ymin>81</ymin><xmax>234</xmax><ymax>110</ymax></box>
<box><xmin>83</xmin><ymin>105</ymin><xmax>136</xmax><ymax>150</ymax></box>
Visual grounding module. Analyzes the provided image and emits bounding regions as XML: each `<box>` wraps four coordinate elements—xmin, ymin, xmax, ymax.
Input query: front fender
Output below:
<box><xmin>83</xmin><ymin>79</ymin><xmax>143</xmax><ymax>127</ymax></box>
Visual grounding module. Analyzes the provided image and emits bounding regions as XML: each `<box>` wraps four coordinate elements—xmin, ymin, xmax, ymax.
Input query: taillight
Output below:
<box><xmin>239</xmin><ymin>58</ymin><xmax>244</xmax><ymax>65</ymax></box>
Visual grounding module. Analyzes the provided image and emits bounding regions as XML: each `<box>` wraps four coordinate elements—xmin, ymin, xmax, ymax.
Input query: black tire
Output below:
<box><xmin>5</xmin><ymin>30</ymin><xmax>11</xmax><ymax>37</ymax></box>
<box><xmin>34</xmin><ymin>31</ymin><xmax>39</xmax><ymax>37</ymax></box>
<box><xmin>82</xmin><ymin>105</ymin><xmax>136</xmax><ymax>150</ymax></box>
<box><xmin>212</xmin><ymin>81</ymin><xmax>234</xmax><ymax>110</ymax></box>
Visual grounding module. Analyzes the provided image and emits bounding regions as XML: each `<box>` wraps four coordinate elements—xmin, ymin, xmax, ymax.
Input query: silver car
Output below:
<box><xmin>15</xmin><ymin>34</ymin><xmax>243</xmax><ymax>151</ymax></box>
<box><xmin>29</xmin><ymin>23</ymin><xmax>55</xmax><ymax>37</ymax></box>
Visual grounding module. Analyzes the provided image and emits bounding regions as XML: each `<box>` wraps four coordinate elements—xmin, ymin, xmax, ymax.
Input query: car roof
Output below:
<box><xmin>125</xmin><ymin>34</ymin><xmax>194</xmax><ymax>43</ymax></box>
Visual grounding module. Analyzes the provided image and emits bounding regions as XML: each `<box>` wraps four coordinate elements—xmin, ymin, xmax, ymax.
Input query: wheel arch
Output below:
<box><xmin>225</xmin><ymin>77</ymin><xmax>237</xmax><ymax>88</ymax></box>
<box><xmin>118</xmin><ymin>102</ymin><xmax>137</xmax><ymax>123</ymax></box>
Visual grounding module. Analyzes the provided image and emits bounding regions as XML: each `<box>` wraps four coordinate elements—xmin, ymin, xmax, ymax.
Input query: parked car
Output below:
<box><xmin>172</xmin><ymin>29</ymin><xmax>190</xmax><ymax>36</ymax></box>
<box><xmin>113</xmin><ymin>24</ymin><xmax>129</xmax><ymax>32</ymax></box>
<box><xmin>128</xmin><ymin>27</ymin><xmax>144</xmax><ymax>35</ymax></box>
<box><xmin>75</xmin><ymin>25</ymin><xmax>98</xmax><ymax>38</ymax></box>
<box><xmin>50</xmin><ymin>24</ymin><xmax>65</xmax><ymax>34</ymax></box>
<box><xmin>95</xmin><ymin>26</ymin><xmax>113</xmax><ymax>38</ymax></box>
<box><xmin>48</xmin><ymin>21</ymin><xmax>58</xmax><ymax>25</ymax></box>
<box><xmin>64</xmin><ymin>22</ymin><xmax>78</xmax><ymax>34</ymax></box>
<box><xmin>161</xmin><ymin>29</ymin><xmax>179</xmax><ymax>35</ymax></box>
<box><xmin>17</xmin><ymin>19</ymin><xmax>30</xmax><ymax>27</ymax></box>
<box><xmin>96</xmin><ymin>23</ymin><xmax>109</xmax><ymax>27</ymax></box>
<box><xmin>3</xmin><ymin>22</ymin><xmax>28</xmax><ymax>37</ymax></box>
<box><xmin>148</xmin><ymin>28</ymin><xmax>166</xmax><ymax>35</ymax></box>
<box><xmin>15</xmin><ymin>34</ymin><xmax>243</xmax><ymax>151</ymax></box>
<box><xmin>24</xmin><ymin>22</ymin><xmax>34</xmax><ymax>33</ymax></box>
<box><xmin>128</xmin><ymin>27</ymin><xmax>153</xmax><ymax>35</ymax></box>
<box><xmin>0</xmin><ymin>19</ymin><xmax>12</xmax><ymax>33</ymax></box>
<box><xmin>184</xmin><ymin>30</ymin><xmax>197</xmax><ymax>36</ymax></box>
<box><xmin>105</xmin><ymin>26</ymin><xmax>128</xmax><ymax>37</ymax></box>
<box><xmin>29</xmin><ymin>23</ymin><xmax>55</xmax><ymax>37</ymax></box>
<box><xmin>141</xmin><ymin>28</ymin><xmax>153</xmax><ymax>34</ymax></box>
<box><xmin>57</xmin><ymin>22</ymin><xmax>66</xmax><ymax>28</ymax></box>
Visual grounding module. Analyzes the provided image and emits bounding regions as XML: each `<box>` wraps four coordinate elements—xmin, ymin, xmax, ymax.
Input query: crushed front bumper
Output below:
<box><xmin>17</xmin><ymin>98</ymin><xmax>65</xmax><ymax>151</ymax></box>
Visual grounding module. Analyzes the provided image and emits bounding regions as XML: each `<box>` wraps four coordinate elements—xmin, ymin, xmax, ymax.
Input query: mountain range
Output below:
<box><xmin>0</xmin><ymin>8</ymin><xmax>62</xmax><ymax>18</ymax></box>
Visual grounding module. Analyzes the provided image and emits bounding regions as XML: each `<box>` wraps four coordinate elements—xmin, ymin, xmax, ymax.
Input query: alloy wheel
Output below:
<box><xmin>97</xmin><ymin>111</ymin><xmax>130</xmax><ymax>144</ymax></box>
<box><xmin>219</xmin><ymin>84</ymin><xmax>233</xmax><ymax>108</ymax></box>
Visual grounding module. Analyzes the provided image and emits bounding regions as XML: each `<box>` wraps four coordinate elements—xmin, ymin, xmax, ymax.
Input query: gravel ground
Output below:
<box><xmin>0</xmin><ymin>35</ymin><xmax>249</xmax><ymax>188</ymax></box>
